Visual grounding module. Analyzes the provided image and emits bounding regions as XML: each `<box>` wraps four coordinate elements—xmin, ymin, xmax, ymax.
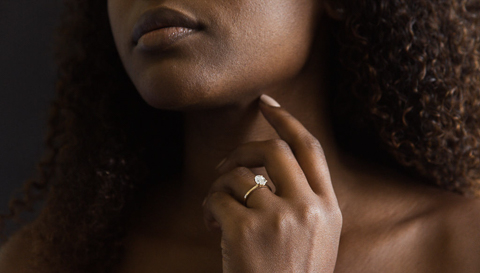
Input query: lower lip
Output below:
<box><xmin>136</xmin><ymin>27</ymin><xmax>197</xmax><ymax>52</ymax></box>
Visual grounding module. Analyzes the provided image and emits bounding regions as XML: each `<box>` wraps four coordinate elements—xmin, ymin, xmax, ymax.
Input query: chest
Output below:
<box><xmin>114</xmin><ymin>240</ymin><xmax>222</xmax><ymax>273</ymax></box>
<box><xmin>113</xmin><ymin>228</ymin><xmax>441</xmax><ymax>273</ymax></box>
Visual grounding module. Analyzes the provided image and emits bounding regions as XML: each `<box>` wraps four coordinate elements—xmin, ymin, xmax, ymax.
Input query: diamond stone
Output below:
<box><xmin>255</xmin><ymin>175</ymin><xmax>267</xmax><ymax>186</ymax></box>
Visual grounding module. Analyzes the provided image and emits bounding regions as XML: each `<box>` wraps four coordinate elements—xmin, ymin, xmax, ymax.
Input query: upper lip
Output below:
<box><xmin>132</xmin><ymin>7</ymin><xmax>202</xmax><ymax>45</ymax></box>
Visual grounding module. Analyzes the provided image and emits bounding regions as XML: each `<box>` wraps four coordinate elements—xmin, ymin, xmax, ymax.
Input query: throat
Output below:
<box><xmin>124</xmin><ymin>176</ymin><xmax>221</xmax><ymax>249</ymax></box>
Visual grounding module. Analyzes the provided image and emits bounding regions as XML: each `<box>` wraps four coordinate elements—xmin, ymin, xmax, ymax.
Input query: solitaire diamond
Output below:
<box><xmin>255</xmin><ymin>175</ymin><xmax>267</xmax><ymax>186</ymax></box>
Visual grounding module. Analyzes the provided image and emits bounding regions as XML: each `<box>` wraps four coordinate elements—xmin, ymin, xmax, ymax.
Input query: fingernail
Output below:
<box><xmin>202</xmin><ymin>197</ymin><xmax>207</xmax><ymax>206</ymax></box>
<box><xmin>260</xmin><ymin>94</ymin><xmax>281</xmax><ymax>107</ymax></box>
<box><xmin>215</xmin><ymin>157</ymin><xmax>227</xmax><ymax>170</ymax></box>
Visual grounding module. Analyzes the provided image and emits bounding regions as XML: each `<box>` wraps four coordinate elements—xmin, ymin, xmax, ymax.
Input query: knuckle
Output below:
<box><xmin>301</xmin><ymin>134</ymin><xmax>323</xmax><ymax>152</ymax></box>
<box><xmin>328</xmin><ymin>204</ymin><xmax>343</xmax><ymax>226</ymax></box>
<box><xmin>267</xmin><ymin>139</ymin><xmax>291</xmax><ymax>152</ymax></box>
<box><xmin>320</xmin><ymin>199</ymin><xmax>343</xmax><ymax>226</ymax></box>
<box><xmin>296</xmin><ymin>201</ymin><xmax>325</xmax><ymax>225</ymax></box>
<box><xmin>272</xmin><ymin>211</ymin><xmax>296</xmax><ymax>231</ymax></box>
<box><xmin>230</xmin><ymin>166</ymin><xmax>251</xmax><ymax>179</ymax></box>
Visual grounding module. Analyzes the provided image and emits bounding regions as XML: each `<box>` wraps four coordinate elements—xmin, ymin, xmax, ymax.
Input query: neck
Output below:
<box><xmin>123</xmin><ymin>28</ymin><xmax>424</xmax><ymax>246</ymax></box>
<box><xmin>178</xmin><ymin>60</ymin><xmax>355</xmax><ymax>214</ymax></box>
<box><xmin>134</xmin><ymin>29</ymin><xmax>365</xmax><ymax>242</ymax></box>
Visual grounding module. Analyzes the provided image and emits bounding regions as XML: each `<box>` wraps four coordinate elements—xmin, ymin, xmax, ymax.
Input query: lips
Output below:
<box><xmin>132</xmin><ymin>7</ymin><xmax>202</xmax><ymax>46</ymax></box>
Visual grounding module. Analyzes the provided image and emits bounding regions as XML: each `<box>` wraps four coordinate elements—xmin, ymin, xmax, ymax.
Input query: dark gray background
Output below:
<box><xmin>0</xmin><ymin>1</ymin><xmax>62</xmax><ymax>218</ymax></box>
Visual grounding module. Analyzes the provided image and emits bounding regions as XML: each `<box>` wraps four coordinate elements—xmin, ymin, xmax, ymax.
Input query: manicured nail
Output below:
<box><xmin>260</xmin><ymin>94</ymin><xmax>281</xmax><ymax>107</ymax></box>
<box><xmin>215</xmin><ymin>157</ymin><xmax>227</xmax><ymax>170</ymax></box>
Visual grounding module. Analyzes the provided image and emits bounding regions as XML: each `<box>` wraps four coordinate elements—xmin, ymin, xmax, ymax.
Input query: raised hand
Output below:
<box><xmin>203</xmin><ymin>94</ymin><xmax>342</xmax><ymax>273</ymax></box>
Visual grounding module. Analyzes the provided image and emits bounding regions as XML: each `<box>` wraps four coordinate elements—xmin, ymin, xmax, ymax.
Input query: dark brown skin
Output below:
<box><xmin>105</xmin><ymin>0</ymin><xmax>480</xmax><ymax>272</ymax></box>
<box><xmin>110</xmin><ymin>95</ymin><xmax>480</xmax><ymax>273</ymax></box>
<box><xmin>1</xmin><ymin>0</ymin><xmax>480</xmax><ymax>272</ymax></box>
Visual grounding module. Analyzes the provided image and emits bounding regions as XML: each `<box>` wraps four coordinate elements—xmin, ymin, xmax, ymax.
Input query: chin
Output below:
<box><xmin>136</xmin><ymin>84</ymin><xmax>207</xmax><ymax>111</ymax></box>
<box><xmin>131</xmin><ymin>62</ymin><xmax>261</xmax><ymax>111</ymax></box>
<box><xmin>130</xmin><ymin>65</ymin><xmax>213</xmax><ymax>111</ymax></box>
<box><xmin>133</xmin><ymin>75</ymin><xmax>231</xmax><ymax>112</ymax></box>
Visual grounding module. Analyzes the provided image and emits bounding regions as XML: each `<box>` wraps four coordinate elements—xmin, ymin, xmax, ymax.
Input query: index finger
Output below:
<box><xmin>258</xmin><ymin>94</ymin><xmax>334</xmax><ymax>197</ymax></box>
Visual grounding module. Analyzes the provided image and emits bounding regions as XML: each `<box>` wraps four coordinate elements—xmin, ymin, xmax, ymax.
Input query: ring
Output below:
<box><xmin>243</xmin><ymin>175</ymin><xmax>272</xmax><ymax>207</ymax></box>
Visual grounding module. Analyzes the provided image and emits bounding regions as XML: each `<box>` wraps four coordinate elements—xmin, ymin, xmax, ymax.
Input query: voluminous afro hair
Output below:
<box><xmin>1</xmin><ymin>0</ymin><xmax>480</xmax><ymax>272</ymax></box>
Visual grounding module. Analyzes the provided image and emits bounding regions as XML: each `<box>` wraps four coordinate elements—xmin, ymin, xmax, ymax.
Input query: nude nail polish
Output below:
<box><xmin>260</xmin><ymin>94</ymin><xmax>281</xmax><ymax>107</ymax></box>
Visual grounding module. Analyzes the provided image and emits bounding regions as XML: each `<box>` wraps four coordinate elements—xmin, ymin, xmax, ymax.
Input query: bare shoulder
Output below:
<box><xmin>0</xmin><ymin>222</ymin><xmax>38</xmax><ymax>273</ymax></box>
<box><xmin>387</xmin><ymin>185</ymin><xmax>480</xmax><ymax>273</ymax></box>
<box><xmin>409</xmin><ymin>189</ymin><xmax>480</xmax><ymax>273</ymax></box>
<box><xmin>433</xmin><ymin>193</ymin><xmax>480</xmax><ymax>271</ymax></box>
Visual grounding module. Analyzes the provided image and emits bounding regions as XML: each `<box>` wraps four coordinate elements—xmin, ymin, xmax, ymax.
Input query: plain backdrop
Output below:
<box><xmin>0</xmin><ymin>1</ymin><xmax>62</xmax><ymax>221</ymax></box>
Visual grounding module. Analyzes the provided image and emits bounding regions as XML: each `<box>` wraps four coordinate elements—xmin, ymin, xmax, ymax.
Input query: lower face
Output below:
<box><xmin>108</xmin><ymin>0</ymin><xmax>321</xmax><ymax>111</ymax></box>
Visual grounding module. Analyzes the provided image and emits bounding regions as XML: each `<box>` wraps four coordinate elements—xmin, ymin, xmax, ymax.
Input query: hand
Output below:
<box><xmin>203</xmin><ymin>94</ymin><xmax>342</xmax><ymax>273</ymax></box>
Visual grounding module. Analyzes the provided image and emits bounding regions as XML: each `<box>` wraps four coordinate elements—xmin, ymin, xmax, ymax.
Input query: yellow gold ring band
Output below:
<box><xmin>243</xmin><ymin>184</ymin><xmax>272</xmax><ymax>207</ymax></box>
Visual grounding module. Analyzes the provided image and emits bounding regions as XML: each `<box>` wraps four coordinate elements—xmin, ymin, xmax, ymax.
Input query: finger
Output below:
<box><xmin>216</xmin><ymin>140</ymin><xmax>310</xmax><ymax>197</ymax></box>
<box><xmin>203</xmin><ymin>191</ymin><xmax>250</xmax><ymax>231</ymax></box>
<box><xmin>209</xmin><ymin>166</ymin><xmax>278</xmax><ymax>207</ymax></box>
<box><xmin>258</xmin><ymin>94</ymin><xmax>334</xmax><ymax>197</ymax></box>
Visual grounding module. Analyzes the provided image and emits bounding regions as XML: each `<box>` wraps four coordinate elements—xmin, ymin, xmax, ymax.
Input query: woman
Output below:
<box><xmin>1</xmin><ymin>0</ymin><xmax>480</xmax><ymax>272</ymax></box>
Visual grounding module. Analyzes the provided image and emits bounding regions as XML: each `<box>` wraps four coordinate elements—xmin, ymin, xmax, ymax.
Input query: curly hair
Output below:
<box><xmin>1</xmin><ymin>0</ymin><xmax>480</xmax><ymax>272</ymax></box>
